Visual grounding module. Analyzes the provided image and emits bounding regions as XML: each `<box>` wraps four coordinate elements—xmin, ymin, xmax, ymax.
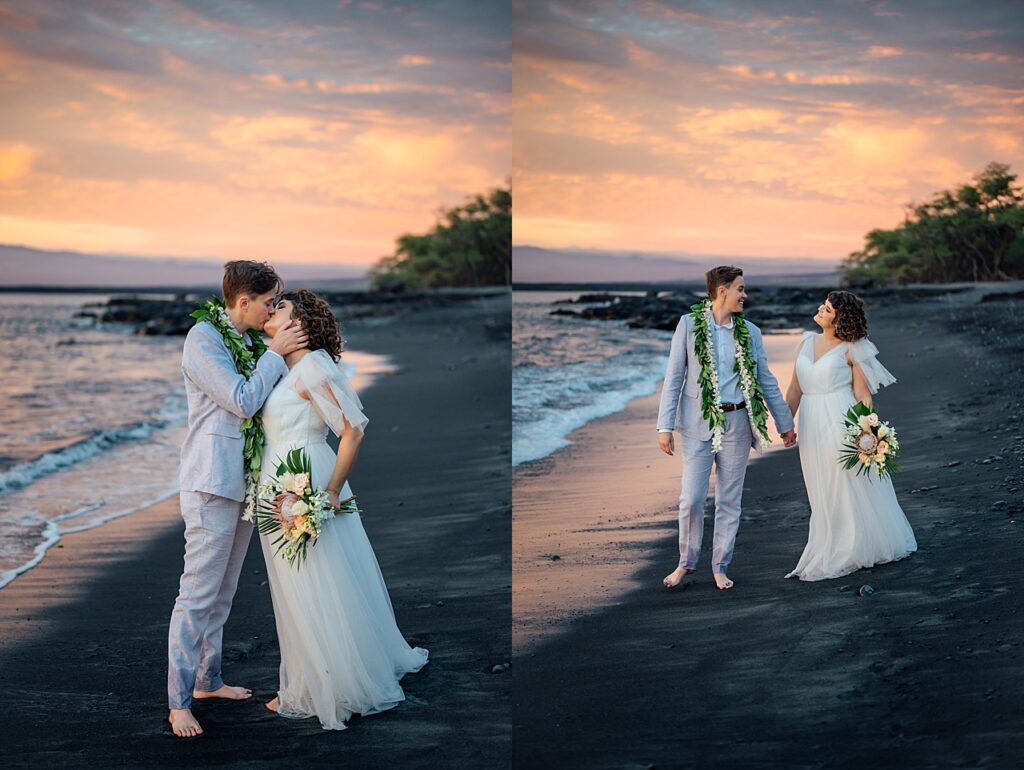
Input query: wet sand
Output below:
<box><xmin>513</xmin><ymin>333</ymin><xmax>801</xmax><ymax>653</ymax></box>
<box><xmin>0</xmin><ymin>295</ymin><xmax>511</xmax><ymax>768</ymax></box>
<box><xmin>513</xmin><ymin>285</ymin><xmax>1024</xmax><ymax>768</ymax></box>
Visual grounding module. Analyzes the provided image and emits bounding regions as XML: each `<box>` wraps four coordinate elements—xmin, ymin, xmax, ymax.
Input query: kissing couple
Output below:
<box><xmin>167</xmin><ymin>261</ymin><xmax>427</xmax><ymax>737</ymax></box>
<box><xmin>657</xmin><ymin>265</ymin><xmax>916</xmax><ymax>591</ymax></box>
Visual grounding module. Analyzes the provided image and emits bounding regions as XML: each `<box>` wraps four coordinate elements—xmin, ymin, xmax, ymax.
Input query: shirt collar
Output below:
<box><xmin>711</xmin><ymin>314</ymin><xmax>735</xmax><ymax>330</ymax></box>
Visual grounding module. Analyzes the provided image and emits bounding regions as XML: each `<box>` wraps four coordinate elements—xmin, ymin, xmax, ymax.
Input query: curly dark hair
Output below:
<box><xmin>279</xmin><ymin>289</ymin><xmax>345</xmax><ymax>361</ymax></box>
<box><xmin>826</xmin><ymin>290</ymin><xmax>868</xmax><ymax>342</ymax></box>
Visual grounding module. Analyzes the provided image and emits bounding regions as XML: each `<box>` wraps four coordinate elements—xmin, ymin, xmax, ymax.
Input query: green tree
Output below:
<box><xmin>371</xmin><ymin>185</ymin><xmax>511</xmax><ymax>290</ymax></box>
<box><xmin>841</xmin><ymin>163</ymin><xmax>1024</xmax><ymax>285</ymax></box>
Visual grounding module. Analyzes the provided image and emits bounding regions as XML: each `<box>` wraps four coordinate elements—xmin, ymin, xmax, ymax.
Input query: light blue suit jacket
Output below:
<box><xmin>178</xmin><ymin>321</ymin><xmax>288</xmax><ymax>501</ymax></box>
<box><xmin>656</xmin><ymin>313</ymin><xmax>794</xmax><ymax>448</ymax></box>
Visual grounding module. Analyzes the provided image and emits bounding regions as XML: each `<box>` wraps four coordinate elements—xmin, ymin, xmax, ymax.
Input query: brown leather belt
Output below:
<box><xmin>720</xmin><ymin>401</ymin><xmax>747</xmax><ymax>412</ymax></box>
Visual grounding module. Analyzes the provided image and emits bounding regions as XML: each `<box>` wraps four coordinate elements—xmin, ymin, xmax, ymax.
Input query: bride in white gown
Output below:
<box><xmin>784</xmin><ymin>291</ymin><xmax>916</xmax><ymax>581</ymax></box>
<box><xmin>258</xmin><ymin>289</ymin><xmax>427</xmax><ymax>730</ymax></box>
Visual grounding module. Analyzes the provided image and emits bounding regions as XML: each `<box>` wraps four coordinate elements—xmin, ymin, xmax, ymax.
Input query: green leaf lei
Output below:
<box><xmin>190</xmin><ymin>297</ymin><xmax>269</xmax><ymax>515</ymax></box>
<box><xmin>690</xmin><ymin>298</ymin><xmax>771</xmax><ymax>451</ymax></box>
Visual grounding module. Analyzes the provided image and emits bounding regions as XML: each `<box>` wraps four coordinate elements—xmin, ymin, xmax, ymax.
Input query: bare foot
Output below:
<box><xmin>168</xmin><ymin>708</ymin><xmax>203</xmax><ymax>738</ymax></box>
<box><xmin>663</xmin><ymin>566</ymin><xmax>691</xmax><ymax>589</ymax></box>
<box><xmin>265</xmin><ymin>697</ymin><xmax>280</xmax><ymax>713</ymax></box>
<box><xmin>192</xmin><ymin>684</ymin><xmax>252</xmax><ymax>701</ymax></box>
<box><xmin>713</xmin><ymin>572</ymin><xmax>734</xmax><ymax>590</ymax></box>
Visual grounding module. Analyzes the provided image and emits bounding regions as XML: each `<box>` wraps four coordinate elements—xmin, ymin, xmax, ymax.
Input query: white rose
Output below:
<box><xmin>877</xmin><ymin>424</ymin><xmax>889</xmax><ymax>438</ymax></box>
<box><xmin>291</xmin><ymin>499</ymin><xmax>310</xmax><ymax>516</ymax></box>
<box><xmin>868</xmin><ymin>414</ymin><xmax>880</xmax><ymax>427</ymax></box>
<box><xmin>289</xmin><ymin>472</ymin><xmax>310</xmax><ymax>495</ymax></box>
<box><xmin>858</xmin><ymin>415</ymin><xmax>873</xmax><ymax>431</ymax></box>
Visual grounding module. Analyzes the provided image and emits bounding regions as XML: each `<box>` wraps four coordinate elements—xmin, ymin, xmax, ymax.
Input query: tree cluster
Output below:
<box><xmin>841</xmin><ymin>163</ymin><xmax>1024</xmax><ymax>286</ymax></box>
<box><xmin>371</xmin><ymin>186</ymin><xmax>511</xmax><ymax>290</ymax></box>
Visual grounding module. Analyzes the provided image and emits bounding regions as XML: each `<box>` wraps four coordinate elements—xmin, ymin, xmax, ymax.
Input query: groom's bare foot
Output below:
<box><xmin>663</xmin><ymin>566</ymin><xmax>691</xmax><ymax>589</ymax></box>
<box><xmin>265</xmin><ymin>696</ymin><xmax>280</xmax><ymax>713</ymax></box>
<box><xmin>168</xmin><ymin>708</ymin><xmax>203</xmax><ymax>738</ymax></box>
<box><xmin>713</xmin><ymin>572</ymin><xmax>734</xmax><ymax>590</ymax></box>
<box><xmin>192</xmin><ymin>684</ymin><xmax>252</xmax><ymax>700</ymax></box>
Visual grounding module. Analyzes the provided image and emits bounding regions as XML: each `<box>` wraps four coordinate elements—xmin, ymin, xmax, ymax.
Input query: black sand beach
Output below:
<box><xmin>512</xmin><ymin>285</ymin><xmax>1024</xmax><ymax>769</ymax></box>
<box><xmin>0</xmin><ymin>294</ymin><xmax>511</xmax><ymax>768</ymax></box>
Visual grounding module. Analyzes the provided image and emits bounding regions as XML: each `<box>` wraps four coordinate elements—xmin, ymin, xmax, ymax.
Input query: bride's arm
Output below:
<box><xmin>848</xmin><ymin>351</ymin><xmax>873</xmax><ymax>407</ymax></box>
<box><xmin>326</xmin><ymin>416</ymin><xmax>363</xmax><ymax>507</ymax></box>
<box><xmin>297</xmin><ymin>383</ymin><xmax>365</xmax><ymax>506</ymax></box>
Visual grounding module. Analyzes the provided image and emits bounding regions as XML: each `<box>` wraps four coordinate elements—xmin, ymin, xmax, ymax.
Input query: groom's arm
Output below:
<box><xmin>751</xmin><ymin>326</ymin><xmax>795</xmax><ymax>435</ymax></box>
<box><xmin>656</xmin><ymin>314</ymin><xmax>689</xmax><ymax>432</ymax></box>
<box><xmin>183</xmin><ymin>323</ymin><xmax>288</xmax><ymax>419</ymax></box>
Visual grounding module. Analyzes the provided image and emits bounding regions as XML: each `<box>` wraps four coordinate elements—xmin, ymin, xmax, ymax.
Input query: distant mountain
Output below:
<box><xmin>0</xmin><ymin>244</ymin><xmax>369</xmax><ymax>289</ymax></box>
<box><xmin>512</xmin><ymin>246</ymin><xmax>839</xmax><ymax>284</ymax></box>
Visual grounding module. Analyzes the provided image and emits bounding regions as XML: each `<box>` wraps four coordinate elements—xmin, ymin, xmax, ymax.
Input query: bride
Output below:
<box><xmin>784</xmin><ymin>290</ymin><xmax>916</xmax><ymax>581</ymax></box>
<box><xmin>258</xmin><ymin>289</ymin><xmax>427</xmax><ymax>730</ymax></box>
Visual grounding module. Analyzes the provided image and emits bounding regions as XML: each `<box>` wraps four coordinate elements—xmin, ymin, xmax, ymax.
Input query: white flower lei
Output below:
<box><xmin>693</xmin><ymin>300</ymin><xmax>771</xmax><ymax>452</ymax></box>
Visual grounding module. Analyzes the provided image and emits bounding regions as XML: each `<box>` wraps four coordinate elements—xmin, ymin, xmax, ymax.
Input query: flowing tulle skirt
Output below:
<box><xmin>787</xmin><ymin>389</ymin><xmax>917</xmax><ymax>581</ymax></box>
<box><xmin>259</xmin><ymin>439</ymin><xmax>428</xmax><ymax>730</ymax></box>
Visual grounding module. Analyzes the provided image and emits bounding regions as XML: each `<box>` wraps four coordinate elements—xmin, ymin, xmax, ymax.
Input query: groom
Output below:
<box><xmin>657</xmin><ymin>265</ymin><xmax>795</xmax><ymax>590</ymax></box>
<box><xmin>167</xmin><ymin>261</ymin><xmax>307</xmax><ymax>738</ymax></box>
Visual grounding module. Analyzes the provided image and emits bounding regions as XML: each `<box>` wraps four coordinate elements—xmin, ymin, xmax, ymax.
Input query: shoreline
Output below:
<box><xmin>513</xmin><ymin>283</ymin><xmax>1024</xmax><ymax>767</ymax></box>
<box><xmin>512</xmin><ymin>355</ymin><xmax>796</xmax><ymax>654</ymax></box>
<box><xmin>0</xmin><ymin>349</ymin><xmax>393</xmax><ymax>593</ymax></box>
<box><xmin>0</xmin><ymin>297</ymin><xmax>511</xmax><ymax>767</ymax></box>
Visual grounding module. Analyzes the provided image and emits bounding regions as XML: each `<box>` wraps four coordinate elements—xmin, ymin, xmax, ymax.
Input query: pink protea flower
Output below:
<box><xmin>273</xmin><ymin>492</ymin><xmax>301</xmax><ymax>526</ymax></box>
<box><xmin>856</xmin><ymin>432</ymin><xmax>878</xmax><ymax>452</ymax></box>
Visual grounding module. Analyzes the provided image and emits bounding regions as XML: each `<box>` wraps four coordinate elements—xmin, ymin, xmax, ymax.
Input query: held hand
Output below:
<box><xmin>658</xmin><ymin>432</ymin><xmax>675</xmax><ymax>456</ymax></box>
<box><xmin>268</xmin><ymin>319</ymin><xmax>309</xmax><ymax>357</ymax></box>
<box><xmin>327</xmin><ymin>488</ymin><xmax>340</xmax><ymax>509</ymax></box>
<box><xmin>780</xmin><ymin>430</ymin><xmax>797</xmax><ymax>448</ymax></box>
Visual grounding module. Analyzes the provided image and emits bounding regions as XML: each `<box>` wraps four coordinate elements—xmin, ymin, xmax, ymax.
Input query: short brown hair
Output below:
<box><xmin>705</xmin><ymin>265</ymin><xmax>743</xmax><ymax>299</ymax></box>
<box><xmin>279</xmin><ymin>289</ymin><xmax>345</xmax><ymax>361</ymax></box>
<box><xmin>826</xmin><ymin>290</ymin><xmax>868</xmax><ymax>342</ymax></box>
<box><xmin>222</xmin><ymin>260</ymin><xmax>282</xmax><ymax>307</ymax></box>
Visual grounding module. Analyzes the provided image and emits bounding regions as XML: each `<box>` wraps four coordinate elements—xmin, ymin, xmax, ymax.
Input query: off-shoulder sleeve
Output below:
<box><xmin>848</xmin><ymin>337</ymin><xmax>896</xmax><ymax>394</ymax></box>
<box><xmin>291</xmin><ymin>351</ymin><xmax>369</xmax><ymax>435</ymax></box>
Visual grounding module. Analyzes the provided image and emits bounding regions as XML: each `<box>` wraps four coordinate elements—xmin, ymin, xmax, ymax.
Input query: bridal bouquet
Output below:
<box><xmin>838</xmin><ymin>401</ymin><xmax>901</xmax><ymax>479</ymax></box>
<box><xmin>251</xmin><ymin>448</ymin><xmax>357</xmax><ymax>567</ymax></box>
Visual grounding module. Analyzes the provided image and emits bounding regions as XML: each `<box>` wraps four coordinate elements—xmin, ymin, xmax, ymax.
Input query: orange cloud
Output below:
<box><xmin>399</xmin><ymin>55</ymin><xmax>433</xmax><ymax>66</ymax></box>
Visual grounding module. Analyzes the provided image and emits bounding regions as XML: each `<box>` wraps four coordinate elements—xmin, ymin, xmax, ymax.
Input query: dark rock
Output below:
<box><xmin>858</xmin><ymin>585</ymin><xmax>875</xmax><ymax>597</ymax></box>
<box><xmin>981</xmin><ymin>290</ymin><xmax>1024</xmax><ymax>303</ymax></box>
<box><xmin>490</xmin><ymin>662</ymin><xmax>510</xmax><ymax>674</ymax></box>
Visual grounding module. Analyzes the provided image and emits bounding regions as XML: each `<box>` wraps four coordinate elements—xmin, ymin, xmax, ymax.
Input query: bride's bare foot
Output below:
<box><xmin>265</xmin><ymin>697</ymin><xmax>280</xmax><ymax>713</ymax></box>
<box><xmin>713</xmin><ymin>572</ymin><xmax>734</xmax><ymax>590</ymax></box>
<box><xmin>663</xmin><ymin>566</ymin><xmax>690</xmax><ymax>589</ymax></box>
<box><xmin>192</xmin><ymin>684</ymin><xmax>252</xmax><ymax>701</ymax></box>
<box><xmin>168</xmin><ymin>708</ymin><xmax>203</xmax><ymax>738</ymax></box>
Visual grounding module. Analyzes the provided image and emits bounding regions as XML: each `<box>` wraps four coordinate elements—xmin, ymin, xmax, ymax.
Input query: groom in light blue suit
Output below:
<box><xmin>167</xmin><ymin>261</ymin><xmax>307</xmax><ymax>738</ymax></box>
<box><xmin>657</xmin><ymin>266</ymin><xmax>796</xmax><ymax>590</ymax></box>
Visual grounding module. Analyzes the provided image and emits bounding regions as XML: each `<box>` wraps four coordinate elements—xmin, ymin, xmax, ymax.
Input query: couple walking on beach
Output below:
<box><xmin>657</xmin><ymin>265</ymin><xmax>917</xmax><ymax>590</ymax></box>
<box><xmin>167</xmin><ymin>261</ymin><xmax>426</xmax><ymax>738</ymax></box>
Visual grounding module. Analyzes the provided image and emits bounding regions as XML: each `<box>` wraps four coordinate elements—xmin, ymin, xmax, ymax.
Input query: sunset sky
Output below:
<box><xmin>0</xmin><ymin>0</ymin><xmax>509</xmax><ymax>267</ymax></box>
<box><xmin>514</xmin><ymin>0</ymin><xmax>1024</xmax><ymax>263</ymax></box>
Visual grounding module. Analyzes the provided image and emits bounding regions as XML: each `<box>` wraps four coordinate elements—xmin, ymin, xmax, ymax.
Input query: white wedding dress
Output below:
<box><xmin>786</xmin><ymin>333</ymin><xmax>917</xmax><ymax>581</ymax></box>
<box><xmin>257</xmin><ymin>349</ymin><xmax>428</xmax><ymax>730</ymax></box>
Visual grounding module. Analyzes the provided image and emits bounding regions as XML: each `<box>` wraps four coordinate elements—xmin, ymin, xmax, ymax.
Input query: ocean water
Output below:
<box><xmin>0</xmin><ymin>293</ymin><xmax>391</xmax><ymax>590</ymax></box>
<box><xmin>513</xmin><ymin>291</ymin><xmax>805</xmax><ymax>467</ymax></box>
